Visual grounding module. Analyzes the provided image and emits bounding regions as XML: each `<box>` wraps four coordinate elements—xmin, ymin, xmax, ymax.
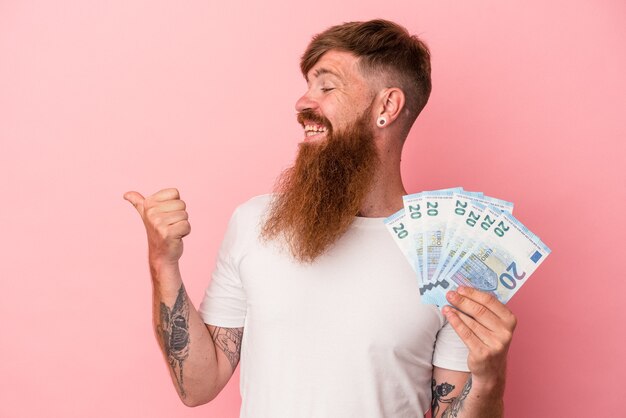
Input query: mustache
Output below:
<box><xmin>296</xmin><ymin>110</ymin><xmax>332</xmax><ymax>131</ymax></box>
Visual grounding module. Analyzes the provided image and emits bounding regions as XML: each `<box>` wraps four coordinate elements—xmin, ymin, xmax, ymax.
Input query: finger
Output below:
<box><xmin>123</xmin><ymin>191</ymin><xmax>145</xmax><ymax>215</ymax></box>
<box><xmin>446</xmin><ymin>290</ymin><xmax>501</xmax><ymax>332</ymax></box>
<box><xmin>146</xmin><ymin>199</ymin><xmax>186</xmax><ymax>214</ymax></box>
<box><xmin>448</xmin><ymin>306</ymin><xmax>498</xmax><ymax>347</ymax></box>
<box><xmin>457</xmin><ymin>286</ymin><xmax>517</xmax><ymax>329</ymax></box>
<box><xmin>160</xmin><ymin>210</ymin><xmax>189</xmax><ymax>226</ymax></box>
<box><xmin>163</xmin><ymin>199</ymin><xmax>186</xmax><ymax>212</ymax></box>
<box><xmin>442</xmin><ymin>306</ymin><xmax>485</xmax><ymax>353</ymax></box>
<box><xmin>151</xmin><ymin>188</ymin><xmax>181</xmax><ymax>202</ymax></box>
<box><xmin>170</xmin><ymin>220</ymin><xmax>191</xmax><ymax>238</ymax></box>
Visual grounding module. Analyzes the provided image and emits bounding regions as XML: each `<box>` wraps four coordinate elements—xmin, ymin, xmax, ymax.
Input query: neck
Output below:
<box><xmin>358</xmin><ymin>141</ymin><xmax>406</xmax><ymax>218</ymax></box>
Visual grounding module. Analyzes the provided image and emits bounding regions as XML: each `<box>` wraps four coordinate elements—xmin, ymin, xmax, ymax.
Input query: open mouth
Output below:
<box><xmin>303</xmin><ymin>123</ymin><xmax>328</xmax><ymax>139</ymax></box>
<box><xmin>297</xmin><ymin>111</ymin><xmax>331</xmax><ymax>141</ymax></box>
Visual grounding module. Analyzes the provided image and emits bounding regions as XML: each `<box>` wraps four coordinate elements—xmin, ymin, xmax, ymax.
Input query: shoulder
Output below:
<box><xmin>226</xmin><ymin>193</ymin><xmax>275</xmax><ymax>235</ymax></box>
<box><xmin>218</xmin><ymin>194</ymin><xmax>274</xmax><ymax>259</ymax></box>
<box><xmin>235</xmin><ymin>194</ymin><xmax>273</xmax><ymax>215</ymax></box>
<box><xmin>231</xmin><ymin>193</ymin><xmax>274</xmax><ymax>224</ymax></box>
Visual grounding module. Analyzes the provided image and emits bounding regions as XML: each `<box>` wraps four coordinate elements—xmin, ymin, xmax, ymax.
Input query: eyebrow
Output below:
<box><xmin>307</xmin><ymin>67</ymin><xmax>342</xmax><ymax>82</ymax></box>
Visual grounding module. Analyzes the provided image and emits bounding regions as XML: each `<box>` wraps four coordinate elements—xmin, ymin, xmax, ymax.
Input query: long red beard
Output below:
<box><xmin>261</xmin><ymin>109</ymin><xmax>379</xmax><ymax>263</ymax></box>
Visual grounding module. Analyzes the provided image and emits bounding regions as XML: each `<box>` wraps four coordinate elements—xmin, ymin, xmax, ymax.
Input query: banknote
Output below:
<box><xmin>384</xmin><ymin>208</ymin><xmax>421</xmax><ymax>282</ymax></box>
<box><xmin>421</xmin><ymin>188</ymin><xmax>463</xmax><ymax>288</ymax></box>
<box><xmin>427</xmin><ymin>199</ymin><xmax>486</xmax><ymax>299</ymax></box>
<box><xmin>426</xmin><ymin>210</ymin><xmax>551</xmax><ymax>306</ymax></box>
<box><xmin>437</xmin><ymin>204</ymin><xmax>504</xmax><ymax>285</ymax></box>
<box><xmin>402</xmin><ymin>192</ymin><xmax>427</xmax><ymax>284</ymax></box>
<box><xmin>431</xmin><ymin>192</ymin><xmax>483</xmax><ymax>284</ymax></box>
<box><xmin>385</xmin><ymin>207</ymin><xmax>439</xmax><ymax>304</ymax></box>
<box><xmin>438</xmin><ymin>192</ymin><xmax>514</xmax><ymax>272</ymax></box>
<box><xmin>385</xmin><ymin>189</ymin><xmax>550</xmax><ymax>306</ymax></box>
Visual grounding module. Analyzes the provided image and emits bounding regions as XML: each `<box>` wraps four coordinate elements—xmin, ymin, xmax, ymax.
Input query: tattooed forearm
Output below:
<box><xmin>442</xmin><ymin>376</ymin><xmax>472</xmax><ymax>418</ymax></box>
<box><xmin>208</xmin><ymin>327</ymin><xmax>243</xmax><ymax>372</ymax></box>
<box><xmin>157</xmin><ymin>284</ymin><xmax>190</xmax><ymax>398</ymax></box>
<box><xmin>431</xmin><ymin>379</ymin><xmax>456</xmax><ymax>417</ymax></box>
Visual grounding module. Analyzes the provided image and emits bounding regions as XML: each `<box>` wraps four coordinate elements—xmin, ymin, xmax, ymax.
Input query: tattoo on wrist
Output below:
<box><xmin>208</xmin><ymin>327</ymin><xmax>243</xmax><ymax>372</ymax></box>
<box><xmin>442</xmin><ymin>376</ymin><xmax>472</xmax><ymax>418</ymax></box>
<box><xmin>158</xmin><ymin>284</ymin><xmax>190</xmax><ymax>398</ymax></box>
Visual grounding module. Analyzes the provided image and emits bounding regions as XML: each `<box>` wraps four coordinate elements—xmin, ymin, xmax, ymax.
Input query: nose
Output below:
<box><xmin>295</xmin><ymin>90</ymin><xmax>318</xmax><ymax>113</ymax></box>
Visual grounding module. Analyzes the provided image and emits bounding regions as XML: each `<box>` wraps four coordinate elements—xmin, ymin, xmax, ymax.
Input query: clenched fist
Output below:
<box><xmin>123</xmin><ymin>188</ymin><xmax>191</xmax><ymax>267</ymax></box>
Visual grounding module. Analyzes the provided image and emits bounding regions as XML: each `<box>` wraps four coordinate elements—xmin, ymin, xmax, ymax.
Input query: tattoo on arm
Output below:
<box><xmin>431</xmin><ymin>379</ymin><xmax>456</xmax><ymax>417</ymax></box>
<box><xmin>441</xmin><ymin>376</ymin><xmax>472</xmax><ymax>418</ymax></box>
<box><xmin>208</xmin><ymin>327</ymin><xmax>243</xmax><ymax>372</ymax></box>
<box><xmin>157</xmin><ymin>284</ymin><xmax>190</xmax><ymax>398</ymax></box>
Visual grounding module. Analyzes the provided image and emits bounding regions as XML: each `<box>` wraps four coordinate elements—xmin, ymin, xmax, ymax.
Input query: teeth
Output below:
<box><xmin>304</xmin><ymin>124</ymin><xmax>327</xmax><ymax>133</ymax></box>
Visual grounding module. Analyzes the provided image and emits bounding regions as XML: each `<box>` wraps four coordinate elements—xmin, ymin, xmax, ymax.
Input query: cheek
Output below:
<box><xmin>317</xmin><ymin>103</ymin><xmax>340</xmax><ymax>126</ymax></box>
<box><xmin>320</xmin><ymin>95</ymin><xmax>363</xmax><ymax>128</ymax></box>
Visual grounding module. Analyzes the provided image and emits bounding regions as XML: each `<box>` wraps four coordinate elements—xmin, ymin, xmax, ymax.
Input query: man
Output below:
<box><xmin>124</xmin><ymin>19</ymin><xmax>516</xmax><ymax>418</ymax></box>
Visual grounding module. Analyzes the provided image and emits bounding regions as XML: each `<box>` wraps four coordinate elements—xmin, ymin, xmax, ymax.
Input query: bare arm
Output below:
<box><xmin>124</xmin><ymin>188</ymin><xmax>243</xmax><ymax>406</ymax></box>
<box><xmin>151</xmin><ymin>262</ymin><xmax>242</xmax><ymax>406</ymax></box>
<box><xmin>430</xmin><ymin>286</ymin><xmax>516</xmax><ymax>417</ymax></box>
<box><xmin>430</xmin><ymin>368</ymin><xmax>503</xmax><ymax>418</ymax></box>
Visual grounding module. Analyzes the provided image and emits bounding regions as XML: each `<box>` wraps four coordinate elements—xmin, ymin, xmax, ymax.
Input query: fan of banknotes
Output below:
<box><xmin>384</xmin><ymin>187</ymin><xmax>551</xmax><ymax>307</ymax></box>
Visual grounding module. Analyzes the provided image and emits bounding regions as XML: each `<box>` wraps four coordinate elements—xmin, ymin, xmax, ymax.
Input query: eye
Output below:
<box><xmin>321</xmin><ymin>87</ymin><xmax>335</xmax><ymax>93</ymax></box>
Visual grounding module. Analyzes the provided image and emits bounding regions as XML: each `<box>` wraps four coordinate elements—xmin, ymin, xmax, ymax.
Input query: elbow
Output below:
<box><xmin>181</xmin><ymin>395</ymin><xmax>211</xmax><ymax>408</ymax></box>
<box><xmin>182</xmin><ymin>399</ymin><xmax>207</xmax><ymax>408</ymax></box>
<box><xmin>180</xmin><ymin>388</ymin><xmax>219</xmax><ymax>408</ymax></box>
<box><xmin>178</xmin><ymin>374</ymin><xmax>223</xmax><ymax>407</ymax></box>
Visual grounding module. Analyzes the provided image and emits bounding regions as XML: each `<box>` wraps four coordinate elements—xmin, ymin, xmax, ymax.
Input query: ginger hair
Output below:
<box><xmin>301</xmin><ymin>19</ymin><xmax>432</xmax><ymax>132</ymax></box>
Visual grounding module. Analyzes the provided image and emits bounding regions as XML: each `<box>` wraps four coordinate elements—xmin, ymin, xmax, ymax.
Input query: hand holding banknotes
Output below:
<box><xmin>443</xmin><ymin>286</ymin><xmax>516</xmax><ymax>390</ymax></box>
<box><xmin>123</xmin><ymin>188</ymin><xmax>191</xmax><ymax>268</ymax></box>
<box><xmin>385</xmin><ymin>187</ymin><xmax>550</xmax><ymax>402</ymax></box>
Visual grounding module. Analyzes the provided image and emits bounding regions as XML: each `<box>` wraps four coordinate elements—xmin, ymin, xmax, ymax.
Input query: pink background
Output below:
<box><xmin>1</xmin><ymin>1</ymin><xmax>624</xmax><ymax>417</ymax></box>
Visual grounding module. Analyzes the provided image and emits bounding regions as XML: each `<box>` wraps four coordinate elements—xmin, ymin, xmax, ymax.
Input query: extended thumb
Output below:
<box><xmin>123</xmin><ymin>191</ymin><xmax>145</xmax><ymax>213</ymax></box>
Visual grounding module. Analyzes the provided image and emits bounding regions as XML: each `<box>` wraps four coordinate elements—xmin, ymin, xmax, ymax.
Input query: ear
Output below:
<box><xmin>375</xmin><ymin>88</ymin><xmax>405</xmax><ymax>128</ymax></box>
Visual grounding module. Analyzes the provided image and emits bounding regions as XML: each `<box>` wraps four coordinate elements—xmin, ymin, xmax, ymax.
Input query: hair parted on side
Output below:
<box><xmin>301</xmin><ymin>19</ymin><xmax>432</xmax><ymax>128</ymax></box>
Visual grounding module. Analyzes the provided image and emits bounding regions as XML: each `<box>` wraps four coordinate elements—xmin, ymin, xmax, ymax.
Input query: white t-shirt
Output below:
<box><xmin>199</xmin><ymin>195</ymin><xmax>469</xmax><ymax>418</ymax></box>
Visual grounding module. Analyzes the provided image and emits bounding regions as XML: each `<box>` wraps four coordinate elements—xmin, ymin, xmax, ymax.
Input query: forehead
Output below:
<box><xmin>305</xmin><ymin>49</ymin><xmax>364</xmax><ymax>83</ymax></box>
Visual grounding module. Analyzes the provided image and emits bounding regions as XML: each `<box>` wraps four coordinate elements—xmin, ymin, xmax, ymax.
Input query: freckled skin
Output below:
<box><xmin>295</xmin><ymin>50</ymin><xmax>375</xmax><ymax>138</ymax></box>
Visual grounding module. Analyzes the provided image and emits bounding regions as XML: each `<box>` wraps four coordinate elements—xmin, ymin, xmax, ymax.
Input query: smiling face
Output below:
<box><xmin>295</xmin><ymin>50</ymin><xmax>376</xmax><ymax>143</ymax></box>
<box><xmin>261</xmin><ymin>50</ymin><xmax>381</xmax><ymax>263</ymax></box>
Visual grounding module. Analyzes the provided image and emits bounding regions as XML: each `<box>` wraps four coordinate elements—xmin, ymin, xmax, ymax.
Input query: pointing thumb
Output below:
<box><xmin>123</xmin><ymin>191</ymin><xmax>145</xmax><ymax>215</ymax></box>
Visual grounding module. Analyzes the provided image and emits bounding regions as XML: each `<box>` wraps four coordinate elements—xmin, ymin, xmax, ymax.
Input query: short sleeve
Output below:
<box><xmin>198</xmin><ymin>207</ymin><xmax>248</xmax><ymax>328</ymax></box>
<box><xmin>432</xmin><ymin>319</ymin><xmax>470</xmax><ymax>372</ymax></box>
